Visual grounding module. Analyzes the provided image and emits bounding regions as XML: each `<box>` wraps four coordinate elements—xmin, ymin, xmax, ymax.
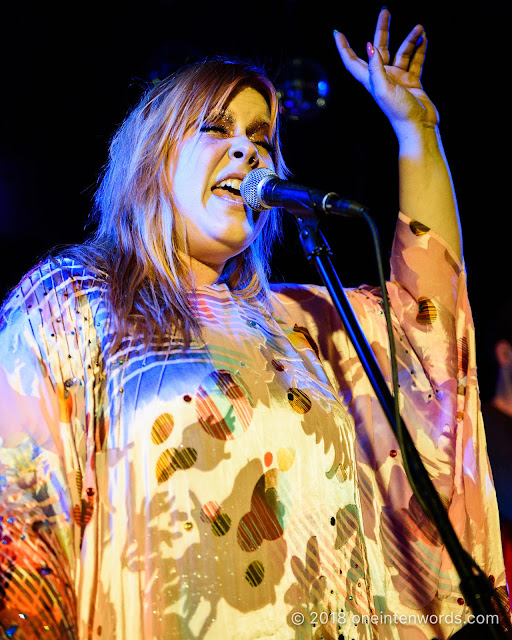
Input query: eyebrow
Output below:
<box><xmin>247</xmin><ymin>118</ymin><xmax>271</xmax><ymax>137</ymax></box>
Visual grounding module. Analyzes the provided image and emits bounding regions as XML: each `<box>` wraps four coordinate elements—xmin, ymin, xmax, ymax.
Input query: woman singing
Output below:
<box><xmin>0</xmin><ymin>9</ymin><xmax>507</xmax><ymax>639</ymax></box>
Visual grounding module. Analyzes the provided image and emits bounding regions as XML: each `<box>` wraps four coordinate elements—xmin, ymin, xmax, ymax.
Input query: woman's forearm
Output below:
<box><xmin>396</xmin><ymin>121</ymin><xmax>462</xmax><ymax>260</ymax></box>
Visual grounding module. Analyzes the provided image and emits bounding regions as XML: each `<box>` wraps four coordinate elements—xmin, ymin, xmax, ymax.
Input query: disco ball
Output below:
<box><xmin>275</xmin><ymin>58</ymin><xmax>330</xmax><ymax>121</ymax></box>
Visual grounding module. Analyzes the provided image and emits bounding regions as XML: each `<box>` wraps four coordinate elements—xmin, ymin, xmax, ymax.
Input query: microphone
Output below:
<box><xmin>240</xmin><ymin>168</ymin><xmax>368</xmax><ymax>217</ymax></box>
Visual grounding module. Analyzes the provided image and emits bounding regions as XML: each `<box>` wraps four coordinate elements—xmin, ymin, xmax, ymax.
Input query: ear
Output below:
<box><xmin>495</xmin><ymin>339</ymin><xmax>512</xmax><ymax>367</ymax></box>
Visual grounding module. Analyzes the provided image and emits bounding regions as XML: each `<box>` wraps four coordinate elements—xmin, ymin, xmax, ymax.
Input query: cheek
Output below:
<box><xmin>172</xmin><ymin>136</ymin><xmax>202</xmax><ymax>180</ymax></box>
<box><xmin>260</xmin><ymin>153</ymin><xmax>276</xmax><ymax>173</ymax></box>
<box><xmin>173</xmin><ymin>142</ymin><xmax>227</xmax><ymax>206</ymax></box>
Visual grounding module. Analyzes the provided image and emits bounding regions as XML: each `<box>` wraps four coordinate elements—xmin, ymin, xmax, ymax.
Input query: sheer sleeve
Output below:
<box><xmin>0</xmin><ymin>261</ymin><xmax>94</xmax><ymax>638</ymax></box>
<box><xmin>272</xmin><ymin>212</ymin><xmax>509</xmax><ymax>621</ymax></box>
<box><xmin>385</xmin><ymin>212</ymin><xmax>507</xmax><ymax>601</ymax></box>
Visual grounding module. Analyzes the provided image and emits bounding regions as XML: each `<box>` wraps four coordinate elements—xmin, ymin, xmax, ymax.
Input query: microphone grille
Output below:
<box><xmin>240</xmin><ymin>168</ymin><xmax>278</xmax><ymax>211</ymax></box>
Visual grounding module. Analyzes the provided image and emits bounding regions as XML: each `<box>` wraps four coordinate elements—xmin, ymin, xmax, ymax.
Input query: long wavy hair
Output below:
<box><xmin>65</xmin><ymin>57</ymin><xmax>289</xmax><ymax>350</ymax></box>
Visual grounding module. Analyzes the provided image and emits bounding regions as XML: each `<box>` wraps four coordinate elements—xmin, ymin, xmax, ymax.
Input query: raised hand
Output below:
<box><xmin>333</xmin><ymin>7</ymin><xmax>462</xmax><ymax>258</ymax></box>
<box><xmin>334</xmin><ymin>8</ymin><xmax>438</xmax><ymax>134</ymax></box>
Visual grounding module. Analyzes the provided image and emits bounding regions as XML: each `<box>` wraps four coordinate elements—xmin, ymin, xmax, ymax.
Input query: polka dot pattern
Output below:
<box><xmin>245</xmin><ymin>560</ymin><xmax>265</xmax><ymax>587</ymax></box>
<box><xmin>286</xmin><ymin>388</ymin><xmax>312</xmax><ymax>414</ymax></box>
<box><xmin>196</xmin><ymin>370</ymin><xmax>253</xmax><ymax>440</ymax></box>
<box><xmin>416</xmin><ymin>297</ymin><xmax>437</xmax><ymax>325</ymax></box>
<box><xmin>150</xmin><ymin>413</ymin><xmax>174</xmax><ymax>444</ymax></box>
<box><xmin>155</xmin><ymin>447</ymin><xmax>197</xmax><ymax>484</ymax></box>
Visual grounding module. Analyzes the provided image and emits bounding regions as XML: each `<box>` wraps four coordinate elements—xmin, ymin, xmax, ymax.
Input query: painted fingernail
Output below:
<box><xmin>333</xmin><ymin>29</ymin><xmax>339</xmax><ymax>36</ymax></box>
<box><xmin>366</xmin><ymin>42</ymin><xmax>375</xmax><ymax>58</ymax></box>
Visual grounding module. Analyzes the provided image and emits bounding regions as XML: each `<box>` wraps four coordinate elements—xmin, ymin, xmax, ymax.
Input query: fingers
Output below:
<box><xmin>333</xmin><ymin>30</ymin><xmax>370</xmax><ymax>89</ymax></box>
<box><xmin>392</xmin><ymin>24</ymin><xmax>426</xmax><ymax>75</ymax></box>
<box><xmin>373</xmin><ymin>7</ymin><xmax>391</xmax><ymax>65</ymax></box>
<box><xmin>408</xmin><ymin>29</ymin><xmax>427</xmax><ymax>79</ymax></box>
<box><xmin>333</xmin><ymin>9</ymin><xmax>427</xmax><ymax>91</ymax></box>
<box><xmin>366</xmin><ymin>44</ymin><xmax>393</xmax><ymax>102</ymax></box>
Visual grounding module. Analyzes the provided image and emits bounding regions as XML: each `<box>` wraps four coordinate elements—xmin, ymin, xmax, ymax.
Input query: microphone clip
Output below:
<box><xmin>294</xmin><ymin>213</ymin><xmax>333</xmax><ymax>262</ymax></box>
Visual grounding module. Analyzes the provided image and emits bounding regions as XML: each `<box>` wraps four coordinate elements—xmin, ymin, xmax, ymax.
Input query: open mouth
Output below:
<box><xmin>211</xmin><ymin>178</ymin><xmax>243</xmax><ymax>202</ymax></box>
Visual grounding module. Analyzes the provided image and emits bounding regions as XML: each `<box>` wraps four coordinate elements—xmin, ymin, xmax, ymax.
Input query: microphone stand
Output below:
<box><xmin>287</xmin><ymin>196</ymin><xmax>512</xmax><ymax>639</ymax></box>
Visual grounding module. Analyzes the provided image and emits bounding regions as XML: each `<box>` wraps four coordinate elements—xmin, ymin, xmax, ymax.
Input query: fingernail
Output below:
<box><xmin>366</xmin><ymin>42</ymin><xmax>375</xmax><ymax>58</ymax></box>
<box><xmin>333</xmin><ymin>29</ymin><xmax>339</xmax><ymax>36</ymax></box>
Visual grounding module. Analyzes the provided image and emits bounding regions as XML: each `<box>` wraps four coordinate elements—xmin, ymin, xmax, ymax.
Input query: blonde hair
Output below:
<box><xmin>66</xmin><ymin>57</ymin><xmax>289</xmax><ymax>350</ymax></box>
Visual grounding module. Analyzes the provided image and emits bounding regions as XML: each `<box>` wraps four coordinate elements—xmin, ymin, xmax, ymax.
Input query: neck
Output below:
<box><xmin>188</xmin><ymin>255</ymin><xmax>226</xmax><ymax>287</ymax></box>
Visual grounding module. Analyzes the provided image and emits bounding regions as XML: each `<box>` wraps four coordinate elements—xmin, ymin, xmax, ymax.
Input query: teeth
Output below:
<box><xmin>216</xmin><ymin>178</ymin><xmax>242</xmax><ymax>191</ymax></box>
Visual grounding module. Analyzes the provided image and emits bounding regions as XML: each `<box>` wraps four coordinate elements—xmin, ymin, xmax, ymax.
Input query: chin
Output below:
<box><xmin>213</xmin><ymin>226</ymin><xmax>259</xmax><ymax>256</ymax></box>
<box><xmin>188</xmin><ymin>238</ymin><xmax>251</xmax><ymax>266</ymax></box>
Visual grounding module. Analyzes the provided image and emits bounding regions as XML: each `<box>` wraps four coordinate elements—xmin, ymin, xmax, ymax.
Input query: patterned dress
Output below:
<box><xmin>0</xmin><ymin>213</ymin><xmax>507</xmax><ymax>639</ymax></box>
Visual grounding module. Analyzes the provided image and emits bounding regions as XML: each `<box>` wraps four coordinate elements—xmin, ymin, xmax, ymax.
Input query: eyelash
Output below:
<box><xmin>200</xmin><ymin>125</ymin><xmax>276</xmax><ymax>155</ymax></box>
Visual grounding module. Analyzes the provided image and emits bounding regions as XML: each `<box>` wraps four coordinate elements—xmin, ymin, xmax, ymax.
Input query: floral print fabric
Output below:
<box><xmin>0</xmin><ymin>213</ymin><xmax>507</xmax><ymax>639</ymax></box>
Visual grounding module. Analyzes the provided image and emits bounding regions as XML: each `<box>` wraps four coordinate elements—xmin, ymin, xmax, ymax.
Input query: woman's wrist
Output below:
<box><xmin>394</xmin><ymin>120</ymin><xmax>441</xmax><ymax>160</ymax></box>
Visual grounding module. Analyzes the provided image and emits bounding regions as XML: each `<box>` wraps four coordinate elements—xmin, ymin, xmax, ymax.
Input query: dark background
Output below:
<box><xmin>1</xmin><ymin>0</ymin><xmax>510</xmax><ymax>399</ymax></box>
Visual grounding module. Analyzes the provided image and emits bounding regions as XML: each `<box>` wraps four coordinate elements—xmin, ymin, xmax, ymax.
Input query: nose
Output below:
<box><xmin>229</xmin><ymin>137</ymin><xmax>260</xmax><ymax>167</ymax></box>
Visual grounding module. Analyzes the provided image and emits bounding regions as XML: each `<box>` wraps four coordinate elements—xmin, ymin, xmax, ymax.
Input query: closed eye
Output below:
<box><xmin>200</xmin><ymin>125</ymin><xmax>276</xmax><ymax>156</ymax></box>
<box><xmin>200</xmin><ymin>124</ymin><xmax>227</xmax><ymax>135</ymax></box>
<box><xmin>254</xmin><ymin>140</ymin><xmax>276</xmax><ymax>155</ymax></box>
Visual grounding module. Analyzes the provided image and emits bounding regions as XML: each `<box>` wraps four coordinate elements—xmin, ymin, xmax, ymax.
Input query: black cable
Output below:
<box><xmin>360</xmin><ymin>210</ymin><xmax>431</xmax><ymax>517</ymax></box>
